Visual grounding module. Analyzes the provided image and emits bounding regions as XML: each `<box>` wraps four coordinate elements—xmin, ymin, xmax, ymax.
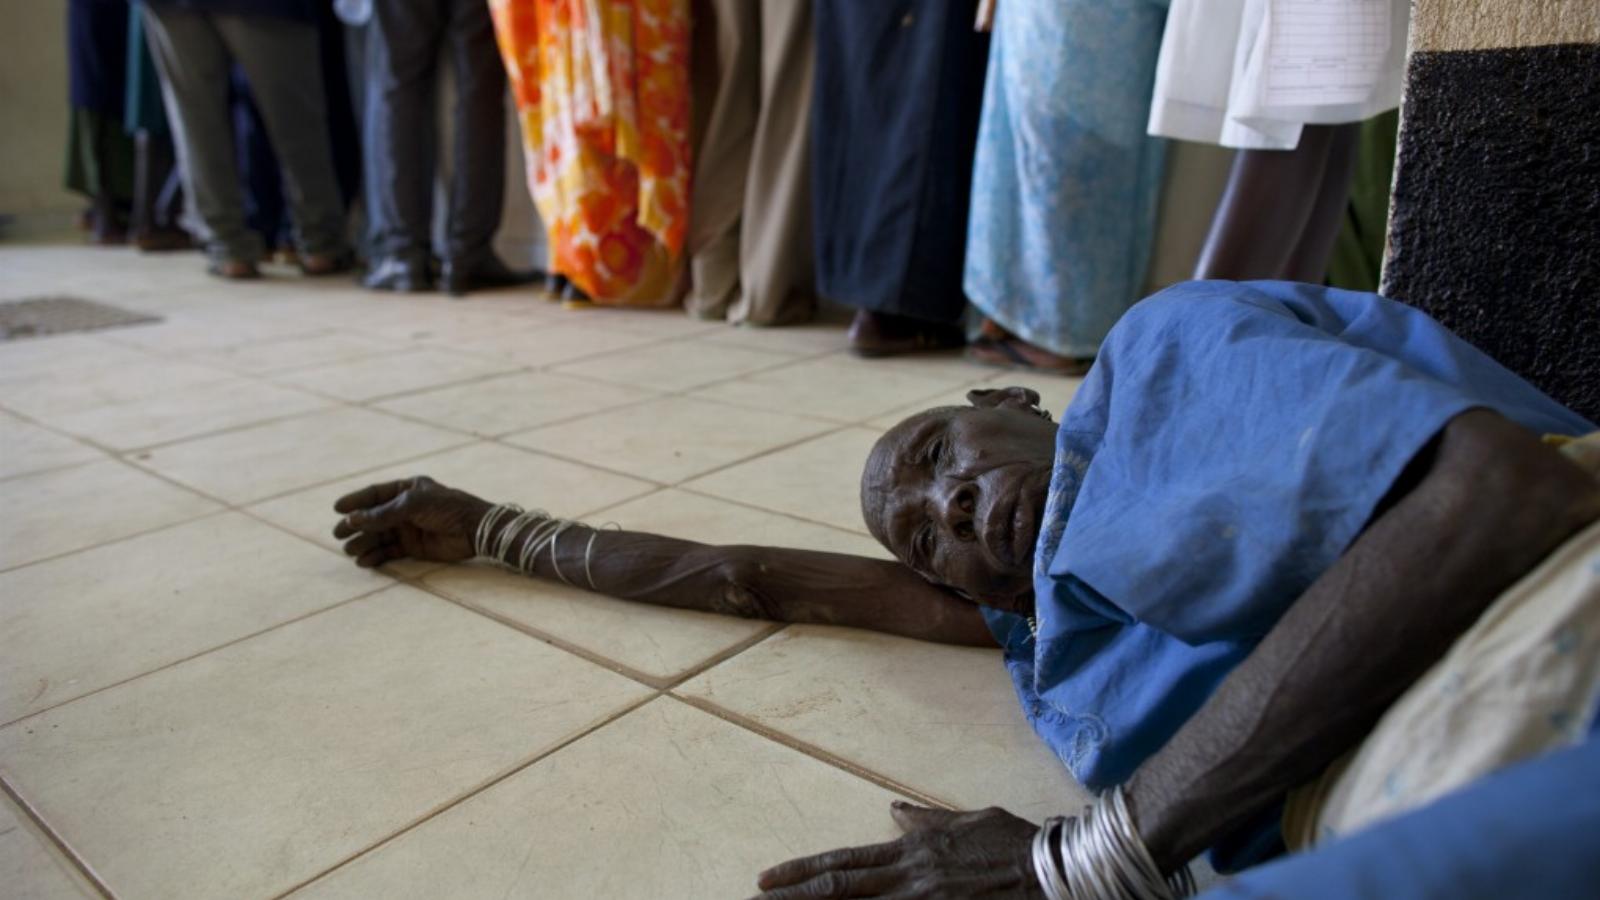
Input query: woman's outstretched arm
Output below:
<box><xmin>332</xmin><ymin>477</ymin><xmax>996</xmax><ymax>647</ymax></box>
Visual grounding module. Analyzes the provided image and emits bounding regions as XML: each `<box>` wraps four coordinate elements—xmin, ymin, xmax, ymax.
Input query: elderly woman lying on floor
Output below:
<box><xmin>333</xmin><ymin>281</ymin><xmax>1600</xmax><ymax>898</ymax></box>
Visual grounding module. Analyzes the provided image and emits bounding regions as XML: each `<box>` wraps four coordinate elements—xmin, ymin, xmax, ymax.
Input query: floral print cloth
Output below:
<box><xmin>490</xmin><ymin>0</ymin><xmax>691</xmax><ymax>304</ymax></box>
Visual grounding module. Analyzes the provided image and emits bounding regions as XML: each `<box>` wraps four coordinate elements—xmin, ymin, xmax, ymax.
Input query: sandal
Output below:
<box><xmin>967</xmin><ymin>320</ymin><xmax>1093</xmax><ymax>376</ymax></box>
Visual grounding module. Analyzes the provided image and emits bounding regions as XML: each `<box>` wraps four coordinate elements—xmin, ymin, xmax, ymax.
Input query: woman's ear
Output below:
<box><xmin>966</xmin><ymin>386</ymin><xmax>1043</xmax><ymax>412</ymax></box>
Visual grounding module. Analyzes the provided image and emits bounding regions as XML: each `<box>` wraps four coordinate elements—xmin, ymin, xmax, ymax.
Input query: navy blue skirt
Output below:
<box><xmin>69</xmin><ymin>0</ymin><xmax>131</xmax><ymax>116</ymax></box>
<box><xmin>811</xmin><ymin>1</ymin><xmax>989</xmax><ymax>325</ymax></box>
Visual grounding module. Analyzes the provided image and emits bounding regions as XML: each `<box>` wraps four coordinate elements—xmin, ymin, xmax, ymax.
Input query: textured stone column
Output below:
<box><xmin>1383</xmin><ymin>1</ymin><xmax>1600</xmax><ymax>419</ymax></box>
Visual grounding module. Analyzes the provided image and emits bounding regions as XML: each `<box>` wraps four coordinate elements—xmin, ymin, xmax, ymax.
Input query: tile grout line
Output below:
<box><xmin>119</xmin><ymin>434</ymin><xmax>480</xmax><ymax>509</ymax></box>
<box><xmin>0</xmin><ymin>586</ymin><xmax>393</xmax><ymax>730</ymax></box>
<box><xmin>417</xmin><ymin>585</ymin><xmax>680</xmax><ymax>689</ymax></box>
<box><xmin>656</xmin><ymin>623</ymin><xmax>790</xmax><ymax>692</ymax></box>
<box><xmin>491</xmin><ymin>418</ymin><xmax>853</xmax><ymax>494</ymax></box>
<box><xmin>675</xmin><ymin>484</ymin><xmax>876</xmax><ymax>539</ymax></box>
<box><xmin>0</xmin><ymin>773</ymin><xmax>118</xmax><ymax>900</ymax></box>
<box><xmin>0</xmin><ymin>502</ymin><xmax>234</xmax><ymax>578</ymax></box>
<box><xmin>4</xmin><ymin>287</ymin><xmax>1007</xmax><ymax>873</ymax></box>
<box><xmin>266</xmin><ymin>691</ymin><xmax>666</xmax><ymax>900</ymax></box>
<box><xmin>668</xmin><ymin>694</ymin><xmax>955</xmax><ymax>811</ymax></box>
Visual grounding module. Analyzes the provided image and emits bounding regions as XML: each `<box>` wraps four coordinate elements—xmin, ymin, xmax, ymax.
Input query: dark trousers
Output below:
<box><xmin>364</xmin><ymin>0</ymin><xmax>506</xmax><ymax>267</ymax></box>
<box><xmin>140</xmin><ymin>4</ymin><xmax>348</xmax><ymax>262</ymax></box>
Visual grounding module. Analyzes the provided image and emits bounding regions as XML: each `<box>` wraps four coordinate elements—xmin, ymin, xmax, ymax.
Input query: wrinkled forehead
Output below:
<box><xmin>860</xmin><ymin>406</ymin><xmax>960</xmax><ymax>544</ymax></box>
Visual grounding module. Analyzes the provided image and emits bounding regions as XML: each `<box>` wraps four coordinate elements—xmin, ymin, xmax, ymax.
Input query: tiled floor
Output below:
<box><xmin>0</xmin><ymin>246</ymin><xmax>1088</xmax><ymax>899</ymax></box>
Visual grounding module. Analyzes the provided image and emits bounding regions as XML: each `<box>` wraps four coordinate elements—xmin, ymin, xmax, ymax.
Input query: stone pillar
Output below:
<box><xmin>1383</xmin><ymin>1</ymin><xmax>1600</xmax><ymax>420</ymax></box>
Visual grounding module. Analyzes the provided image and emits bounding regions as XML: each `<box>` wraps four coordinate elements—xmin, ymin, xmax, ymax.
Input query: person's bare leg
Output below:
<box><xmin>1194</xmin><ymin>124</ymin><xmax>1358</xmax><ymax>281</ymax></box>
<box><xmin>1283</xmin><ymin>122</ymin><xmax>1361</xmax><ymax>283</ymax></box>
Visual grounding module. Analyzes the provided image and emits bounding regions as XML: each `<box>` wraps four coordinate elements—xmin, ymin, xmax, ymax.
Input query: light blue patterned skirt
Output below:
<box><xmin>964</xmin><ymin>0</ymin><xmax>1169</xmax><ymax>358</ymax></box>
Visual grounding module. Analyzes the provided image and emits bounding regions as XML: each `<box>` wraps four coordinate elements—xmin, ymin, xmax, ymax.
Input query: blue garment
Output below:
<box><xmin>964</xmin><ymin>0</ymin><xmax>1169</xmax><ymax>357</ymax></box>
<box><xmin>1199</xmin><ymin>729</ymin><xmax>1600</xmax><ymax>899</ymax></box>
<box><xmin>70</xmin><ymin>0</ymin><xmax>132</xmax><ymax>116</ymax></box>
<box><xmin>984</xmin><ymin>280</ymin><xmax>1594</xmax><ymax>793</ymax></box>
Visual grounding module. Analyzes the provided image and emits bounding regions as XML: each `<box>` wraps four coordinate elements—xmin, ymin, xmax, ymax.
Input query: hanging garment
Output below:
<box><xmin>810</xmin><ymin>0</ymin><xmax>988</xmax><ymax>327</ymax></box>
<box><xmin>963</xmin><ymin>0</ymin><xmax>1169</xmax><ymax>359</ymax></box>
<box><xmin>490</xmin><ymin>0</ymin><xmax>691</xmax><ymax>305</ymax></box>
<box><xmin>1148</xmin><ymin>0</ymin><xmax>1408</xmax><ymax>150</ymax></box>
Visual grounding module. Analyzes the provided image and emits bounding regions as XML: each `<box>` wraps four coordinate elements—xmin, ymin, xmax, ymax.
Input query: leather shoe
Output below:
<box><xmin>441</xmin><ymin>255</ymin><xmax>542</xmax><ymax>297</ymax></box>
<box><xmin>300</xmin><ymin>250</ymin><xmax>355</xmax><ymax>277</ymax></box>
<box><xmin>847</xmin><ymin>310</ymin><xmax>965</xmax><ymax>358</ymax></box>
<box><xmin>362</xmin><ymin>256</ymin><xmax>432</xmax><ymax>293</ymax></box>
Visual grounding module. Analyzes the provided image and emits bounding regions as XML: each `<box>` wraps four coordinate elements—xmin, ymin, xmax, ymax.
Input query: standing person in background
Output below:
<box><xmin>124</xmin><ymin>0</ymin><xmax>193</xmax><ymax>252</ymax></box>
<box><xmin>811</xmin><ymin>0</ymin><xmax>989</xmax><ymax>357</ymax></box>
<box><xmin>140</xmin><ymin>0</ymin><xmax>352</xmax><ymax>279</ymax></box>
<box><xmin>962</xmin><ymin>0</ymin><xmax>1169</xmax><ymax>375</ymax></box>
<box><xmin>1147</xmin><ymin>0</ymin><xmax>1409</xmax><ymax>282</ymax></box>
<box><xmin>684</xmin><ymin>0</ymin><xmax>817</xmax><ymax>326</ymax></box>
<box><xmin>490</xmin><ymin>0</ymin><xmax>693</xmax><ymax>307</ymax></box>
<box><xmin>362</xmin><ymin>0</ymin><xmax>536</xmax><ymax>296</ymax></box>
<box><xmin>66</xmin><ymin>0</ymin><xmax>137</xmax><ymax>245</ymax></box>
<box><xmin>228</xmin><ymin>3</ymin><xmax>360</xmax><ymax>267</ymax></box>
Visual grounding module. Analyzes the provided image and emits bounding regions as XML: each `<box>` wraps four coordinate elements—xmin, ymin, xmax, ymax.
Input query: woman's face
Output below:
<box><xmin>861</xmin><ymin>391</ymin><xmax>1058</xmax><ymax>613</ymax></box>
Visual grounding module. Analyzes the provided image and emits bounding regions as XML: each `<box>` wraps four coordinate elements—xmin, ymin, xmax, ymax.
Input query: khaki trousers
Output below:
<box><xmin>686</xmin><ymin>0</ymin><xmax>816</xmax><ymax>325</ymax></box>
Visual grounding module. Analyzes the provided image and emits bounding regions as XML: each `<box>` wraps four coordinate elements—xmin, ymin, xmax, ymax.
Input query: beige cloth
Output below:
<box><xmin>685</xmin><ymin>0</ymin><xmax>816</xmax><ymax>326</ymax></box>
<box><xmin>1284</xmin><ymin>434</ymin><xmax>1600</xmax><ymax>847</ymax></box>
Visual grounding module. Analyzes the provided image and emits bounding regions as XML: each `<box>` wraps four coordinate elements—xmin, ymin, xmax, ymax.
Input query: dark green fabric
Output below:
<box><xmin>1325</xmin><ymin>109</ymin><xmax>1399</xmax><ymax>292</ymax></box>
<box><xmin>66</xmin><ymin>108</ymin><xmax>137</xmax><ymax>204</ymax></box>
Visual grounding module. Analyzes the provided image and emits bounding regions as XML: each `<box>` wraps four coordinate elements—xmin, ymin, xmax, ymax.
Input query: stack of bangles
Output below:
<box><xmin>1032</xmin><ymin>786</ymin><xmax>1196</xmax><ymax>900</ymax></box>
<box><xmin>472</xmin><ymin>503</ymin><xmax>617</xmax><ymax>591</ymax></box>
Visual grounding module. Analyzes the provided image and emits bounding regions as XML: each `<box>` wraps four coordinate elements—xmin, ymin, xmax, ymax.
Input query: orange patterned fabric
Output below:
<box><xmin>490</xmin><ymin>0</ymin><xmax>691</xmax><ymax>305</ymax></box>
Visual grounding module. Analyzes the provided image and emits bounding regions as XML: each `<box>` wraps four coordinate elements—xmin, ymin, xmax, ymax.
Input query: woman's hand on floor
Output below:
<box><xmin>751</xmin><ymin>802</ymin><xmax>1043</xmax><ymax>899</ymax></box>
<box><xmin>332</xmin><ymin>476</ymin><xmax>492</xmax><ymax>567</ymax></box>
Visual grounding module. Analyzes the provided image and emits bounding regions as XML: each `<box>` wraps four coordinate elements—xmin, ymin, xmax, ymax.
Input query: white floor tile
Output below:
<box><xmin>0</xmin><ymin>587</ymin><xmax>651</xmax><ymax>900</ymax></box>
<box><xmin>424</xmin><ymin>566</ymin><xmax>771</xmax><ymax>683</ymax></box>
<box><xmin>507</xmin><ymin>395</ymin><xmax>832</xmax><ymax>484</ymax></box>
<box><xmin>249</xmin><ymin>441</ymin><xmax>655</xmax><ymax>563</ymax></box>
<box><xmin>678</xmin><ymin>626</ymin><xmax>1088</xmax><ymax>820</ymax></box>
<box><xmin>0</xmin><ymin>413</ymin><xmax>102</xmax><ymax>480</ymax></box>
<box><xmin>551</xmin><ymin>340</ymin><xmax>788</xmax><ymax>392</ymax></box>
<box><xmin>684</xmin><ymin>427</ymin><xmax>885</xmax><ymax>533</ymax></box>
<box><xmin>289</xmin><ymin>698</ymin><xmax>901</xmax><ymax>900</ymax></box>
<box><xmin>0</xmin><ymin>512</ymin><xmax>384</xmax><ymax>723</ymax></box>
<box><xmin>137</xmin><ymin>407</ymin><xmax>468</xmax><ymax>504</ymax></box>
<box><xmin>273</xmin><ymin>347</ymin><xmax>519</xmax><ymax>403</ymax></box>
<box><xmin>692</xmin><ymin>353</ymin><xmax>978</xmax><ymax>423</ymax></box>
<box><xmin>43</xmin><ymin>377</ymin><xmax>332</xmax><ymax>450</ymax></box>
<box><xmin>0</xmin><ymin>459</ymin><xmax>220</xmax><ymax>570</ymax></box>
<box><xmin>375</xmin><ymin>370</ymin><xmax>655</xmax><ymax>437</ymax></box>
<box><xmin>0</xmin><ymin>792</ymin><xmax>100</xmax><ymax>900</ymax></box>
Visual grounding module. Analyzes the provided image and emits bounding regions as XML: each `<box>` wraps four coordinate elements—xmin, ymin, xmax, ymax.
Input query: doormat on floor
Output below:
<box><xmin>0</xmin><ymin>296</ymin><xmax>160</xmax><ymax>341</ymax></box>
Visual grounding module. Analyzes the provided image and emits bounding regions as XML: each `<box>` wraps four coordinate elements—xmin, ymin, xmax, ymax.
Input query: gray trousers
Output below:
<box><xmin>364</xmin><ymin>0</ymin><xmax>505</xmax><ymax>268</ymax></box>
<box><xmin>686</xmin><ymin>0</ymin><xmax>816</xmax><ymax>325</ymax></box>
<box><xmin>140</xmin><ymin>5</ymin><xmax>348</xmax><ymax>263</ymax></box>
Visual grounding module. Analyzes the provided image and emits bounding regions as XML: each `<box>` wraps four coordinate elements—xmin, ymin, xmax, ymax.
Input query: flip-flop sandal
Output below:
<box><xmin>967</xmin><ymin>336</ymin><xmax>1093</xmax><ymax>376</ymax></box>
